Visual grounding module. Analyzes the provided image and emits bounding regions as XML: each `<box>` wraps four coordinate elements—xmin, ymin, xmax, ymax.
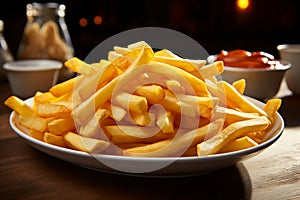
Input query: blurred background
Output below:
<box><xmin>0</xmin><ymin>0</ymin><xmax>299</xmax><ymax>60</ymax></box>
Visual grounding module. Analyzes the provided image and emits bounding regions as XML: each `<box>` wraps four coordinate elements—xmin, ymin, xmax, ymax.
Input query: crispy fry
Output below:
<box><xmin>4</xmin><ymin>96</ymin><xmax>33</xmax><ymax>116</ymax></box>
<box><xmin>264</xmin><ymin>99</ymin><xmax>282</xmax><ymax>123</ymax></box>
<box><xmin>156</xmin><ymin>110</ymin><xmax>175</xmax><ymax>134</ymax></box>
<box><xmin>123</xmin><ymin>119</ymin><xmax>224</xmax><ymax>157</ymax></box>
<box><xmin>35</xmin><ymin>103</ymin><xmax>71</xmax><ymax>118</ymax></box>
<box><xmin>79</xmin><ymin>108</ymin><xmax>109</xmax><ymax>139</ymax></box>
<box><xmin>65</xmin><ymin>57</ymin><xmax>97</xmax><ymax>75</ymax></box>
<box><xmin>48</xmin><ymin>116</ymin><xmax>75</xmax><ymax>135</ymax></box>
<box><xmin>127</xmin><ymin>111</ymin><xmax>155</xmax><ymax>127</ymax></box>
<box><xmin>232</xmin><ymin>79</ymin><xmax>246</xmax><ymax>95</ymax></box>
<box><xmin>134</xmin><ymin>85</ymin><xmax>165</xmax><ymax>104</ymax></box>
<box><xmin>216</xmin><ymin>81</ymin><xmax>267</xmax><ymax>116</ymax></box>
<box><xmin>213</xmin><ymin>106</ymin><xmax>259</xmax><ymax>124</ymax></box>
<box><xmin>197</xmin><ymin>116</ymin><xmax>270</xmax><ymax>156</ymax></box>
<box><xmin>44</xmin><ymin>132</ymin><xmax>68</xmax><ymax>148</ymax></box>
<box><xmin>218</xmin><ymin>136</ymin><xmax>258</xmax><ymax>153</ymax></box>
<box><xmin>29</xmin><ymin>129</ymin><xmax>45</xmax><ymax>141</ymax></box>
<box><xmin>34</xmin><ymin>91</ymin><xmax>57</xmax><ymax>103</ymax></box>
<box><xmin>63</xmin><ymin>132</ymin><xmax>110</xmax><ymax>153</ymax></box>
<box><xmin>17</xmin><ymin>114</ymin><xmax>48</xmax><ymax>132</ymax></box>
<box><xmin>114</xmin><ymin>92</ymin><xmax>148</xmax><ymax>114</ymax></box>
<box><xmin>50</xmin><ymin>75</ymin><xmax>84</xmax><ymax>97</ymax></box>
<box><xmin>77</xmin><ymin>60</ymin><xmax>117</xmax><ymax>101</ymax></box>
<box><xmin>102</xmin><ymin>102</ymin><xmax>127</xmax><ymax>121</ymax></box>
<box><xmin>198</xmin><ymin>61</ymin><xmax>224</xmax><ymax>78</ymax></box>
<box><xmin>104</xmin><ymin>125</ymin><xmax>171</xmax><ymax>144</ymax></box>
<box><xmin>149</xmin><ymin>61</ymin><xmax>210</xmax><ymax>97</ymax></box>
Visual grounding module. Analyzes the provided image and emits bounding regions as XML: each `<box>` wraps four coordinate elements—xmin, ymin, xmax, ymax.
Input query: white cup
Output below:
<box><xmin>4</xmin><ymin>59</ymin><xmax>62</xmax><ymax>98</ymax></box>
<box><xmin>277</xmin><ymin>44</ymin><xmax>300</xmax><ymax>95</ymax></box>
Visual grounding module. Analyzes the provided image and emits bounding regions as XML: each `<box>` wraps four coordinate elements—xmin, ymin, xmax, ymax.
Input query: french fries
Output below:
<box><xmin>5</xmin><ymin>41</ymin><xmax>282</xmax><ymax>157</ymax></box>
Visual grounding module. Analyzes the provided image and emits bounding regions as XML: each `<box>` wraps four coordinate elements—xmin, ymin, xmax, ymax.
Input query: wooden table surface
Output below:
<box><xmin>1</xmin><ymin>80</ymin><xmax>300</xmax><ymax>200</ymax></box>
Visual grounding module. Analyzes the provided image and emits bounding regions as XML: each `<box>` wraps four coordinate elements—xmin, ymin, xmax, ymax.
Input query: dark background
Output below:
<box><xmin>0</xmin><ymin>0</ymin><xmax>299</xmax><ymax>60</ymax></box>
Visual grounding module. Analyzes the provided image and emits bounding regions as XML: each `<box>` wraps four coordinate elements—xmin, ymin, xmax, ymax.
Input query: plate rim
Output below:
<box><xmin>9</xmin><ymin>96</ymin><xmax>284</xmax><ymax>163</ymax></box>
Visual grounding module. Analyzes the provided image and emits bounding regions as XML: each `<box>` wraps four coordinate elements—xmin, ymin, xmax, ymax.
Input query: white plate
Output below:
<box><xmin>9</xmin><ymin>97</ymin><xmax>284</xmax><ymax>177</ymax></box>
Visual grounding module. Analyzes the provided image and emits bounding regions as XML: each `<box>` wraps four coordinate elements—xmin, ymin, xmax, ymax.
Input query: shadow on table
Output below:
<box><xmin>33</xmin><ymin>152</ymin><xmax>252</xmax><ymax>199</ymax></box>
<box><xmin>278</xmin><ymin>94</ymin><xmax>300</xmax><ymax>127</ymax></box>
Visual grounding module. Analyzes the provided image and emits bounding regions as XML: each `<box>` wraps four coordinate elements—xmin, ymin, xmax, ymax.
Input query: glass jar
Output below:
<box><xmin>17</xmin><ymin>2</ymin><xmax>74</xmax><ymax>81</ymax></box>
<box><xmin>0</xmin><ymin>20</ymin><xmax>14</xmax><ymax>82</ymax></box>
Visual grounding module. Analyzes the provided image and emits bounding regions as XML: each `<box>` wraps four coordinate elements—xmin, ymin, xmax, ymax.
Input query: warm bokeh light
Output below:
<box><xmin>94</xmin><ymin>16</ymin><xmax>103</xmax><ymax>25</ymax></box>
<box><xmin>79</xmin><ymin>18</ymin><xmax>88</xmax><ymax>27</ymax></box>
<box><xmin>237</xmin><ymin>0</ymin><xmax>250</xmax><ymax>10</ymax></box>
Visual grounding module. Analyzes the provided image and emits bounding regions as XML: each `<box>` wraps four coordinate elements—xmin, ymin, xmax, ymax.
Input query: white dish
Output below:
<box><xmin>9</xmin><ymin>97</ymin><xmax>284</xmax><ymax>177</ymax></box>
<box><xmin>4</xmin><ymin>60</ymin><xmax>62</xmax><ymax>98</ymax></box>
<box><xmin>207</xmin><ymin>55</ymin><xmax>291</xmax><ymax>100</ymax></box>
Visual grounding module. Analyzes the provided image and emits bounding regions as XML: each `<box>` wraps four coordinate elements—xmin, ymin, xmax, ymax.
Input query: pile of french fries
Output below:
<box><xmin>5</xmin><ymin>41</ymin><xmax>282</xmax><ymax>157</ymax></box>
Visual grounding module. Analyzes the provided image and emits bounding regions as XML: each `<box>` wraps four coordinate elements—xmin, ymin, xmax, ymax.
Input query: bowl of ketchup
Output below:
<box><xmin>208</xmin><ymin>50</ymin><xmax>291</xmax><ymax>100</ymax></box>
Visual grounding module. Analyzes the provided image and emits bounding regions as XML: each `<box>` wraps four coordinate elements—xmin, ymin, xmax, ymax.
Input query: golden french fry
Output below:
<box><xmin>232</xmin><ymin>79</ymin><xmax>246</xmax><ymax>95</ymax></box>
<box><xmin>108</xmin><ymin>51</ymin><xmax>122</xmax><ymax>62</ymax></box>
<box><xmin>63</xmin><ymin>132</ymin><xmax>110</xmax><ymax>153</ymax></box>
<box><xmin>17</xmin><ymin>114</ymin><xmax>48</xmax><ymax>132</ymax></box>
<box><xmin>104</xmin><ymin>125</ymin><xmax>171</xmax><ymax>144</ymax></box>
<box><xmin>149</xmin><ymin>61</ymin><xmax>210</xmax><ymax>97</ymax></box>
<box><xmin>79</xmin><ymin>108</ymin><xmax>109</xmax><ymax>139</ymax></box>
<box><xmin>160</xmin><ymin>92</ymin><xmax>199</xmax><ymax>118</ymax></box>
<box><xmin>154</xmin><ymin>49</ymin><xmax>207</xmax><ymax>67</ymax></box>
<box><xmin>182</xmin><ymin>146</ymin><xmax>197</xmax><ymax>157</ymax></box>
<box><xmin>153</xmin><ymin>55</ymin><xmax>200</xmax><ymax>73</ymax></box>
<box><xmin>102</xmin><ymin>102</ymin><xmax>127</xmax><ymax>121</ymax></box>
<box><xmin>64</xmin><ymin>57</ymin><xmax>97</xmax><ymax>75</ymax></box>
<box><xmin>216</xmin><ymin>81</ymin><xmax>267</xmax><ymax>116</ymax></box>
<box><xmin>123</xmin><ymin>119</ymin><xmax>224</xmax><ymax>157</ymax></box>
<box><xmin>160</xmin><ymin>90</ymin><xmax>212</xmax><ymax>119</ymax></box>
<box><xmin>174</xmin><ymin>114</ymin><xmax>210</xmax><ymax>130</ymax></box>
<box><xmin>48</xmin><ymin>116</ymin><xmax>75</xmax><ymax>135</ymax></box>
<box><xmin>4</xmin><ymin>96</ymin><xmax>33</xmax><ymax>116</ymax></box>
<box><xmin>264</xmin><ymin>99</ymin><xmax>282</xmax><ymax>123</ymax></box>
<box><xmin>197</xmin><ymin>116</ymin><xmax>270</xmax><ymax>156</ymax></box>
<box><xmin>166</xmin><ymin>80</ymin><xmax>186</xmax><ymax>94</ymax></box>
<box><xmin>213</xmin><ymin>106</ymin><xmax>259</xmax><ymax>124</ymax></box>
<box><xmin>50</xmin><ymin>75</ymin><xmax>84</xmax><ymax>97</ymax></box>
<box><xmin>218</xmin><ymin>136</ymin><xmax>258</xmax><ymax>153</ymax></box>
<box><xmin>77</xmin><ymin>60</ymin><xmax>117</xmax><ymax>101</ymax></box>
<box><xmin>197</xmin><ymin>61</ymin><xmax>224</xmax><ymax>78</ymax></box>
<box><xmin>113</xmin><ymin>46</ymin><xmax>132</xmax><ymax>54</ymax></box>
<box><xmin>44</xmin><ymin>132</ymin><xmax>68</xmax><ymax>148</ymax></box>
<box><xmin>126</xmin><ymin>111</ymin><xmax>155</xmax><ymax>127</ymax></box>
<box><xmin>72</xmin><ymin>76</ymin><xmax>118</xmax><ymax>125</ymax></box>
<box><xmin>35</xmin><ymin>103</ymin><xmax>70</xmax><ymax>118</ymax></box>
<box><xmin>114</xmin><ymin>92</ymin><xmax>148</xmax><ymax>114</ymax></box>
<box><xmin>127</xmin><ymin>41</ymin><xmax>151</xmax><ymax>50</ymax></box>
<box><xmin>245</xmin><ymin>132</ymin><xmax>263</xmax><ymax>144</ymax></box>
<box><xmin>134</xmin><ymin>85</ymin><xmax>165</xmax><ymax>104</ymax></box>
<box><xmin>176</xmin><ymin>93</ymin><xmax>219</xmax><ymax>108</ymax></box>
<box><xmin>156</xmin><ymin>110</ymin><xmax>175</xmax><ymax>134</ymax></box>
<box><xmin>29</xmin><ymin>129</ymin><xmax>45</xmax><ymax>141</ymax></box>
<box><xmin>34</xmin><ymin>91</ymin><xmax>57</xmax><ymax>103</ymax></box>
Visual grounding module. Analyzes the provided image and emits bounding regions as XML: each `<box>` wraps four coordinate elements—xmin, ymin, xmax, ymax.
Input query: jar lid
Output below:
<box><xmin>27</xmin><ymin>2</ymin><xmax>66</xmax><ymax>18</ymax></box>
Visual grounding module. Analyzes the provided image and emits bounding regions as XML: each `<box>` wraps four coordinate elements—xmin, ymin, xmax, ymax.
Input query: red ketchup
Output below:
<box><xmin>215</xmin><ymin>49</ymin><xmax>281</xmax><ymax>69</ymax></box>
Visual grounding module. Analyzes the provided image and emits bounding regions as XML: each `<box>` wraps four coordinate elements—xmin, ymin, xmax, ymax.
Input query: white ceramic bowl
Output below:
<box><xmin>208</xmin><ymin>55</ymin><xmax>291</xmax><ymax>100</ymax></box>
<box><xmin>277</xmin><ymin>44</ymin><xmax>300</xmax><ymax>95</ymax></box>
<box><xmin>4</xmin><ymin>59</ymin><xmax>62</xmax><ymax>98</ymax></box>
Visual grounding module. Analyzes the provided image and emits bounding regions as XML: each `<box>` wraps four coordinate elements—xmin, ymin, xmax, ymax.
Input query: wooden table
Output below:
<box><xmin>1</xmin><ymin>81</ymin><xmax>300</xmax><ymax>200</ymax></box>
